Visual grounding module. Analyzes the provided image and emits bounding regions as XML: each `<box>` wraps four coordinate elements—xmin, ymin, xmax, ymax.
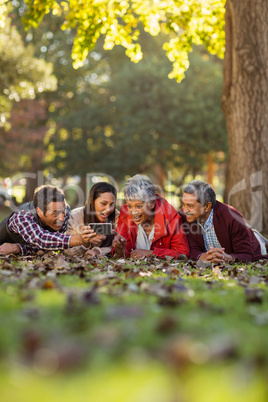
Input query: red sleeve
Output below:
<box><xmin>113</xmin><ymin>215</ymin><xmax>133</xmax><ymax>258</ymax></box>
<box><xmin>152</xmin><ymin>215</ymin><xmax>189</xmax><ymax>259</ymax></box>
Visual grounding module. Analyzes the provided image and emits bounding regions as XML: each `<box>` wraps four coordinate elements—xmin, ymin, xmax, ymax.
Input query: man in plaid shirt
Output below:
<box><xmin>0</xmin><ymin>185</ymin><xmax>88</xmax><ymax>255</ymax></box>
<box><xmin>180</xmin><ymin>180</ymin><xmax>268</xmax><ymax>263</ymax></box>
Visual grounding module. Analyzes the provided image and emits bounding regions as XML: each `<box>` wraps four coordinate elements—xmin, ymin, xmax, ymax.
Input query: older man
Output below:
<box><xmin>0</xmin><ymin>185</ymin><xmax>87</xmax><ymax>255</ymax></box>
<box><xmin>180</xmin><ymin>180</ymin><xmax>267</xmax><ymax>263</ymax></box>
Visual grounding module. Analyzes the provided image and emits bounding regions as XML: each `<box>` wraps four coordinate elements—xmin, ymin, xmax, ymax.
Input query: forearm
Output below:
<box><xmin>152</xmin><ymin>247</ymin><xmax>180</xmax><ymax>259</ymax></box>
<box><xmin>0</xmin><ymin>243</ymin><xmax>21</xmax><ymax>255</ymax></box>
<box><xmin>69</xmin><ymin>234</ymin><xmax>84</xmax><ymax>247</ymax></box>
<box><xmin>12</xmin><ymin>225</ymin><xmax>71</xmax><ymax>250</ymax></box>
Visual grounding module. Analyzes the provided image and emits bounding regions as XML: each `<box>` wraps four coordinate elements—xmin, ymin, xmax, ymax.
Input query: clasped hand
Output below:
<box><xmin>199</xmin><ymin>246</ymin><xmax>234</xmax><ymax>263</ymax></box>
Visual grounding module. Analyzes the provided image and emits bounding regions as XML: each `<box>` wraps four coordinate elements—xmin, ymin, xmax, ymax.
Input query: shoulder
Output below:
<box><xmin>70</xmin><ymin>207</ymin><xmax>84</xmax><ymax>221</ymax></box>
<box><xmin>119</xmin><ymin>203</ymin><xmax>129</xmax><ymax>216</ymax></box>
<box><xmin>8</xmin><ymin>209</ymin><xmax>38</xmax><ymax>229</ymax></box>
<box><xmin>118</xmin><ymin>204</ymin><xmax>135</xmax><ymax>228</ymax></box>
<box><xmin>156</xmin><ymin>196</ymin><xmax>179</xmax><ymax>221</ymax></box>
<box><xmin>11</xmin><ymin>209</ymin><xmax>36</xmax><ymax>221</ymax></box>
<box><xmin>214</xmin><ymin>201</ymin><xmax>245</xmax><ymax>226</ymax></box>
<box><xmin>214</xmin><ymin>201</ymin><xmax>243</xmax><ymax>218</ymax></box>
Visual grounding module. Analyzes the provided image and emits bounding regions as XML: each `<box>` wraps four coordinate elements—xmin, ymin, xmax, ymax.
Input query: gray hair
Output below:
<box><xmin>124</xmin><ymin>174</ymin><xmax>156</xmax><ymax>202</ymax></box>
<box><xmin>183</xmin><ymin>180</ymin><xmax>216</xmax><ymax>208</ymax></box>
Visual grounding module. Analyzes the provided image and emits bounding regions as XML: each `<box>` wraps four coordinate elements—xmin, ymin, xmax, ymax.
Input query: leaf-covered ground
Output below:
<box><xmin>0</xmin><ymin>252</ymin><xmax>268</xmax><ymax>402</ymax></box>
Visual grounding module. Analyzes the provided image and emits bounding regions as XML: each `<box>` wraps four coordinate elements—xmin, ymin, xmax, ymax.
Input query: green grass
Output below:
<box><xmin>0</xmin><ymin>254</ymin><xmax>268</xmax><ymax>401</ymax></box>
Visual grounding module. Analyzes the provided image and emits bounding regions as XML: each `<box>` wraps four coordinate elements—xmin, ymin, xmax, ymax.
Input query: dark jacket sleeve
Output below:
<box><xmin>179</xmin><ymin>215</ymin><xmax>205</xmax><ymax>261</ymax></box>
<box><xmin>214</xmin><ymin>202</ymin><xmax>261</xmax><ymax>262</ymax></box>
<box><xmin>187</xmin><ymin>235</ymin><xmax>205</xmax><ymax>261</ymax></box>
<box><xmin>224</xmin><ymin>209</ymin><xmax>255</xmax><ymax>261</ymax></box>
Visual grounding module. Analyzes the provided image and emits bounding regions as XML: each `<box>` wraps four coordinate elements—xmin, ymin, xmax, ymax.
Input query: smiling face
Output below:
<box><xmin>37</xmin><ymin>201</ymin><xmax>66</xmax><ymax>231</ymax></box>
<box><xmin>126</xmin><ymin>199</ymin><xmax>155</xmax><ymax>226</ymax></box>
<box><xmin>94</xmin><ymin>192</ymin><xmax>115</xmax><ymax>222</ymax></box>
<box><xmin>182</xmin><ymin>192</ymin><xmax>212</xmax><ymax>224</ymax></box>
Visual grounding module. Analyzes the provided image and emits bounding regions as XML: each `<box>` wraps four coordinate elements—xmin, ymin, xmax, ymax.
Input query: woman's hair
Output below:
<box><xmin>124</xmin><ymin>174</ymin><xmax>156</xmax><ymax>202</ymax></box>
<box><xmin>183</xmin><ymin>180</ymin><xmax>216</xmax><ymax>208</ymax></box>
<box><xmin>84</xmin><ymin>182</ymin><xmax>117</xmax><ymax>225</ymax></box>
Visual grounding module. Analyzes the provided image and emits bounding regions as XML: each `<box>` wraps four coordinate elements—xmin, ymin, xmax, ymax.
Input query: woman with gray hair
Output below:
<box><xmin>113</xmin><ymin>174</ymin><xmax>189</xmax><ymax>259</ymax></box>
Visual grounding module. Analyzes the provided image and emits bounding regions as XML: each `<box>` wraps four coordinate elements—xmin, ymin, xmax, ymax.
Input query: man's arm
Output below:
<box><xmin>0</xmin><ymin>243</ymin><xmax>21</xmax><ymax>255</ymax></box>
<box><xmin>16</xmin><ymin>234</ymin><xmax>84</xmax><ymax>256</ymax></box>
<box><xmin>8</xmin><ymin>210</ymin><xmax>85</xmax><ymax>255</ymax></box>
<box><xmin>219</xmin><ymin>207</ymin><xmax>255</xmax><ymax>262</ymax></box>
<box><xmin>0</xmin><ymin>235</ymin><xmax>85</xmax><ymax>256</ymax></box>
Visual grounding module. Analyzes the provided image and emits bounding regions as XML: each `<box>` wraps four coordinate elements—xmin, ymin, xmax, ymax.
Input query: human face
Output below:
<box><xmin>126</xmin><ymin>199</ymin><xmax>155</xmax><ymax>226</ymax></box>
<box><xmin>94</xmin><ymin>192</ymin><xmax>115</xmax><ymax>222</ymax></box>
<box><xmin>181</xmin><ymin>193</ymin><xmax>211</xmax><ymax>224</ymax></box>
<box><xmin>37</xmin><ymin>201</ymin><xmax>66</xmax><ymax>231</ymax></box>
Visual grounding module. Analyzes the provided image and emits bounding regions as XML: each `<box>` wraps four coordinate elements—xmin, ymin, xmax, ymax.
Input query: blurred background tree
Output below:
<box><xmin>4</xmin><ymin>2</ymin><xmax>226</xmax><ymax>206</ymax></box>
<box><xmin>15</xmin><ymin>0</ymin><xmax>267</xmax><ymax>232</ymax></box>
<box><xmin>0</xmin><ymin>0</ymin><xmax>56</xmax><ymax>198</ymax></box>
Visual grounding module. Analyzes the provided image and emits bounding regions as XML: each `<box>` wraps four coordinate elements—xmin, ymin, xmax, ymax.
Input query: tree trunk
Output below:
<box><xmin>222</xmin><ymin>0</ymin><xmax>268</xmax><ymax>233</ymax></box>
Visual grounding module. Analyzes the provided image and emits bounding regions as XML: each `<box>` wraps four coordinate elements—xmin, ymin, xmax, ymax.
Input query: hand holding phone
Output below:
<box><xmin>81</xmin><ymin>226</ymin><xmax>95</xmax><ymax>246</ymax></box>
<box><xmin>89</xmin><ymin>223</ymin><xmax>113</xmax><ymax>235</ymax></box>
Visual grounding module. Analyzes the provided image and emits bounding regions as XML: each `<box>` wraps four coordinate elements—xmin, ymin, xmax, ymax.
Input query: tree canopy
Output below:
<box><xmin>0</xmin><ymin>0</ymin><xmax>56</xmax><ymax>129</ymax></box>
<box><xmin>22</xmin><ymin>0</ymin><xmax>225</xmax><ymax>81</ymax></box>
<box><xmin>6</xmin><ymin>4</ymin><xmax>226</xmax><ymax>190</ymax></box>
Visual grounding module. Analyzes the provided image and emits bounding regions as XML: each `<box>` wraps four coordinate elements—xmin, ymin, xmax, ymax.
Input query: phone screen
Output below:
<box><xmin>90</xmin><ymin>223</ymin><xmax>112</xmax><ymax>235</ymax></box>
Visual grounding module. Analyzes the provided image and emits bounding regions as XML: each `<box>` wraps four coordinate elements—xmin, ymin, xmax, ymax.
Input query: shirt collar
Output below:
<box><xmin>198</xmin><ymin>209</ymin><xmax>214</xmax><ymax>232</ymax></box>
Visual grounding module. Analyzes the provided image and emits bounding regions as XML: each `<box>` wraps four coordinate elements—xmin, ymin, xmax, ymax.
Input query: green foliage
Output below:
<box><xmin>46</xmin><ymin>31</ymin><xmax>226</xmax><ymax>181</ymax></box>
<box><xmin>100</xmin><ymin>39</ymin><xmax>226</xmax><ymax>179</ymax></box>
<box><xmin>6</xmin><ymin>3</ymin><xmax>226</xmax><ymax>183</ymax></box>
<box><xmin>22</xmin><ymin>0</ymin><xmax>226</xmax><ymax>82</ymax></box>
<box><xmin>0</xmin><ymin>254</ymin><xmax>267</xmax><ymax>401</ymax></box>
<box><xmin>0</xmin><ymin>1</ymin><xmax>56</xmax><ymax>130</ymax></box>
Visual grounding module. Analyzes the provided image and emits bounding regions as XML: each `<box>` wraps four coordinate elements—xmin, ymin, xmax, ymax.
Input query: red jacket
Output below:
<box><xmin>180</xmin><ymin>201</ymin><xmax>264</xmax><ymax>262</ymax></box>
<box><xmin>115</xmin><ymin>196</ymin><xmax>189</xmax><ymax>259</ymax></box>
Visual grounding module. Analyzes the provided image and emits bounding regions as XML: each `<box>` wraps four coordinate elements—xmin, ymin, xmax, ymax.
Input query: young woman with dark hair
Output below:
<box><xmin>66</xmin><ymin>182</ymin><xmax>119</xmax><ymax>257</ymax></box>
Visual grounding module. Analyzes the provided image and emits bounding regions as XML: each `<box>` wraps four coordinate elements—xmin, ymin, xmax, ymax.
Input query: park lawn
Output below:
<box><xmin>0</xmin><ymin>253</ymin><xmax>267</xmax><ymax>402</ymax></box>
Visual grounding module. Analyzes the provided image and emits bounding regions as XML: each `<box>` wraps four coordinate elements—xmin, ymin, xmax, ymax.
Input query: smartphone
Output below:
<box><xmin>90</xmin><ymin>223</ymin><xmax>113</xmax><ymax>235</ymax></box>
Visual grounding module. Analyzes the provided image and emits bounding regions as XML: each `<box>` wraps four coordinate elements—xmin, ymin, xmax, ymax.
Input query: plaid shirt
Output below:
<box><xmin>8</xmin><ymin>205</ymin><xmax>71</xmax><ymax>256</ymax></box>
<box><xmin>198</xmin><ymin>209</ymin><xmax>222</xmax><ymax>251</ymax></box>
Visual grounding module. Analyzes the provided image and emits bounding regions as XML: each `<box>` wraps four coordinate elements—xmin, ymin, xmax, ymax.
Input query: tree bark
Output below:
<box><xmin>222</xmin><ymin>0</ymin><xmax>268</xmax><ymax>233</ymax></box>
